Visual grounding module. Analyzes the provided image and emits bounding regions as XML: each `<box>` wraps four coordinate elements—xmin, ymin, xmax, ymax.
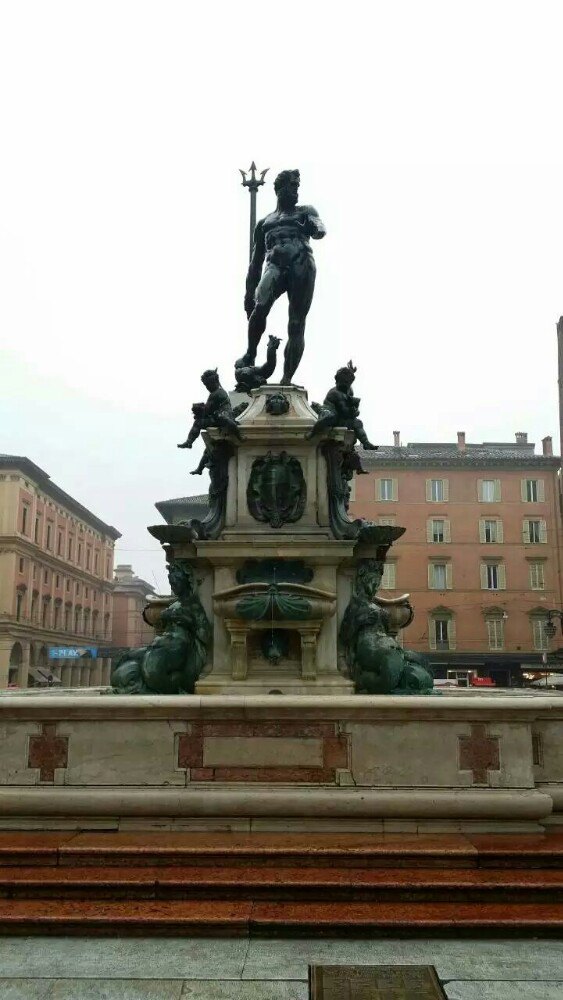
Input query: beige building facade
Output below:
<box><xmin>0</xmin><ymin>455</ymin><xmax>120</xmax><ymax>688</ymax></box>
<box><xmin>112</xmin><ymin>564</ymin><xmax>155</xmax><ymax>650</ymax></box>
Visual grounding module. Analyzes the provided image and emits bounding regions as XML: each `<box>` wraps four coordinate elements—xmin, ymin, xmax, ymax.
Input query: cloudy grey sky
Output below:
<box><xmin>1</xmin><ymin>1</ymin><xmax>562</xmax><ymax>590</ymax></box>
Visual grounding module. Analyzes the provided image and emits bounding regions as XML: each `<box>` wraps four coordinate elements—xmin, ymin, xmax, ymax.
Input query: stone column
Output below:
<box><xmin>226</xmin><ymin>622</ymin><xmax>249</xmax><ymax>680</ymax></box>
<box><xmin>299</xmin><ymin>625</ymin><xmax>320</xmax><ymax>681</ymax></box>
<box><xmin>91</xmin><ymin>658</ymin><xmax>103</xmax><ymax>686</ymax></box>
<box><xmin>60</xmin><ymin>663</ymin><xmax>72</xmax><ymax>687</ymax></box>
<box><xmin>19</xmin><ymin>642</ymin><xmax>31</xmax><ymax>689</ymax></box>
<box><xmin>0</xmin><ymin>640</ymin><xmax>12</xmax><ymax>689</ymax></box>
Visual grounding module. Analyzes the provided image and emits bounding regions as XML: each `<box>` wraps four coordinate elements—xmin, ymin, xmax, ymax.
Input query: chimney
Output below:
<box><xmin>457</xmin><ymin>431</ymin><xmax>466</xmax><ymax>452</ymax></box>
<box><xmin>393</xmin><ymin>430</ymin><xmax>401</xmax><ymax>447</ymax></box>
<box><xmin>515</xmin><ymin>432</ymin><xmax>528</xmax><ymax>445</ymax></box>
<box><xmin>542</xmin><ymin>435</ymin><xmax>553</xmax><ymax>456</ymax></box>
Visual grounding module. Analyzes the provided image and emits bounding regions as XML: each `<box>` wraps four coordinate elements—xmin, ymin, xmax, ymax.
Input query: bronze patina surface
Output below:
<box><xmin>309</xmin><ymin>965</ymin><xmax>446</xmax><ymax>1000</ymax></box>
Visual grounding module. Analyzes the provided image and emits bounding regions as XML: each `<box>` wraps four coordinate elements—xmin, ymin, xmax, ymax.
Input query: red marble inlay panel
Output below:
<box><xmin>177</xmin><ymin>722</ymin><xmax>349</xmax><ymax>784</ymax></box>
<box><xmin>458</xmin><ymin>723</ymin><xmax>500</xmax><ymax>785</ymax></box>
<box><xmin>27</xmin><ymin>723</ymin><xmax>69</xmax><ymax>783</ymax></box>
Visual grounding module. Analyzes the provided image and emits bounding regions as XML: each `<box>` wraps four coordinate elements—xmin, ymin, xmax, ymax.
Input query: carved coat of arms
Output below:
<box><xmin>247</xmin><ymin>451</ymin><xmax>306</xmax><ymax>528</ymax></box>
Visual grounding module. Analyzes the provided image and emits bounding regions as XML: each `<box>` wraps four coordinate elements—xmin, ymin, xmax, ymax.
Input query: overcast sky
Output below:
<box><xmin>1</xmin><ymin>1</ymin><xmax>563</xmax><ymax>591</ymax></box>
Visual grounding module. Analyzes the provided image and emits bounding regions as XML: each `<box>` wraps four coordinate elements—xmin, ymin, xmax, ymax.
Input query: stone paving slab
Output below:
<box><xmin>180</xmin><ymin>983</ymin><xmax>308</xmax><ymax>999</ymax></box>
<box><xmin>241</xmin><ymin>939</ymin><xmax>563</xmax><ymax>982</ymax></box>
<box><xmin>444</xmin><ymin>983</ymin><xmax>563</xmax><ymax>999</ymax></box>
<box><xmin>0</xmin><ymin>936</ymin><xmax>248</xmax><ymax>979</ymax></box>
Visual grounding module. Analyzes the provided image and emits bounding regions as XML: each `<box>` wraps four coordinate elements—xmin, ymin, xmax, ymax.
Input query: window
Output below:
<box><xmin>44</xmin><ymin>570</ymin><xmax>49</xmax><ymax>584</ymax></box>
<box><xmin>381</xmin><ymin>563</ymin><xmax>396</xmax><ymax>589</ymax></box>
<box><xmin>68</xmin><ymin>537</ymin><xmax>73</xmax><ymax>560</ymax></box>
<box><xmin>31</xmin><ymin>594</ymin><xmax>38</xmax><ymax>622</ymax></box>
<box><xmin>104</xmin><ymin>613</ymin><xmax>110</xmax><ymax>638</ymax></box>
<box><xmin>34</xmin><ymin>516</ymin><xmax>40</xmax><ymax>543</ymax></box>
<box><xmin>94</xmin><ymin>552</ymin><xmax>99</xmax><ymax>573</ymax></box>
<box><xmin>106</xmin><ymin>558</ymin><xmax>111</xmax><ymax>578</ymax></box>
<box><xmin>429</xmin><ymin>614</ymin><xmax>456</xmax><ymax>650</ymax></box>
<box><xmin>478</xmin><ymin>479</ymin><xmax>500</xmax><ymax>502</ymax></box>
<box><xmin>77</xmin><ymin>543</ymin><xmax>82</xmax><ymax>563</ymax></box>
<box><xmin>378</xmin><ymin>478</ymin><xmax>397</xmax><ymax>501</ymax></box>
<box><xmin>32</xmin><ymin>564</ymin><xmax>37</xmax><ymax>581</ymax></box>
<box><xmin>57</xmin><ymin>531</ymin><xmax>63</xmax><ymax>555</ymax></box>
<box><xmin>86</xmin><ymin>548</ymin><xmax>91</xmax><ymax>570</ymax></box>
<box><xmin>46</xmin><ymin>523</ymin><xmax>52</xmax><ymax>549</ymax></box>
<box><xmin>18</xmin><ymin>557</ymin><xmax>24</xmax><ymax>573</ymax></box>
<box><xmin>66</xmin><ymin>579</ymin><xmax>70</xmax><ymax>592</ymax></box>
<box><xmin>481</xmin><ymin>562</ymin><xmax>506</xmax><ymax>590</ymax></box>
<box><xmin>429</xmin><ymin>562</ymin><xmax>451</xmax><ymax>589</ymax></box>
<box><xmin>42</xmin><ymin>601</ymin><xmax>49</xmax><ymax>627</ymax></box>
<box><xmin>55</xmin><ymin>575</ymin><xmax>60</xmax><ymax>588</ymax></box>
<box><xmin>530</xmin><ymin>562</ymin><xmax>545</xmax><ymax>591</ymax></box>
<box><xmin>486</xmin><ymin>617</ymin><xmax>505</xmax><ymax>650</ymax></box>
<box><xmin>430</xmin><ymin>519</ymin><xmax>445</xmax><ymax>543</ymax></box>
<box><xmin>522</xmin><ymin>479</ymin><xmax>545</xmax><ymax>503</ymax></box>
<box><xmin>64</xmin><ymin>606</ymin><xmax>71</xmax><ymax>631</ymax></box>
<box><xmin>434</xmin><ymin>619</ymin><xmax>449</xmax><ymax>649</ymax></box>
<box><xmin>482</xmin><ymin>519</ymin><xmax>501</xmax><ymax>543</ymax></box>
<box><xmin>524</xmin><ymin>519</ymin><xmax>546</xmax><ymax>544</ymax></box>
<box><xmin>16</xmin><ymin>592</ymin><xmax>24</xmax><ymax>621</ymax></box>
<box><xmin>532</xmin><ymin>618</ymin><xmax>549</xmax><ymax>651</ymax></box>
<box><xmin>85</xmin><ymin>587</ymin><xmax>89</xmax><ymax>599</ymax></box>
<box><xmin>21</xmin><ymin>505</ymin><xmax>29</xmax><ymax>534</ymax></box>
<box><xmin>427</xmin><ymin>479</ymin><xmax>447</xmax><ymax>502</ymax></box>
<box><xmin>53</xmin><ymin>604</ymin><xmax>60</xmax><ymax>629</ymax></box>
<box><xmin>76</xmin><ymin>583</ymin><xmax>81</xmax><ymax>596</ymax></box>
<box><xmin>74</xmin><ymin>608</ymin><xmax>81</xmax><ymax>633</ymax></box>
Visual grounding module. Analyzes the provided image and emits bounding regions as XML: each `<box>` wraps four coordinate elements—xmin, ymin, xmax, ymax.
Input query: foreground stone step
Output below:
<box><xmin>2</xmin><ymin>865</ymin><xmax>563</xmax><ymax>903</ymax></box>
<box><xmin>0</xmin><ymin>832</ymin><xmax>479</xmax><ymax>868</ymax></box>
<box><xmin>0</xmin><ymin>898</ymin><xmax>562</xmax><ymax>936</ymax></box>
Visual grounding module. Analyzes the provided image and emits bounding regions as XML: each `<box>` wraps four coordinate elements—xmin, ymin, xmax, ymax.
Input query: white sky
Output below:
<box><xmin>1</xmin><ymin>1</ymin><xmax>562</xmax><ymax>591</ymax></box>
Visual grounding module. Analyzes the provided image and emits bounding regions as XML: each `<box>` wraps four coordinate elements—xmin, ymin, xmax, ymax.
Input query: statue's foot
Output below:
<box><xmin>177</xmin><ymin>441</ymin><xmax>193</xmax><ymax>449</ymax></box>
<box><xmin>280</xmin><ymin>376</ymin><xmax>293</xmax><ymax>386</ymax></box>
<box><xmin>235</xmin><ymin>352</ymin><xmax>256</xmax><ymax>370</ymax></box>
<box><xmin>361</xmin><ymin>441</ymin><xmax>379</xmax><ymax>450</ymax></box>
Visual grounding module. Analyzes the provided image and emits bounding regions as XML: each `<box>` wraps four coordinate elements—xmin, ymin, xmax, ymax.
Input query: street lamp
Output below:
<box><xmin>542</xmin><ymin>610</ymin><xmax>563</xmax><ymax>687</ymax></box>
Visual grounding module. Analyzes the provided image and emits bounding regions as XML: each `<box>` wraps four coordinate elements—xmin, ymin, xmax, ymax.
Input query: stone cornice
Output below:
<box><xmin>0</xmin><ymin>455</ymin><xmax>121</xmax><ymax>539</ymax></box>
<box><xmin>357</xmin><ymin>451</ymin><xmax>561</xmax><ymax>471</ymax></box>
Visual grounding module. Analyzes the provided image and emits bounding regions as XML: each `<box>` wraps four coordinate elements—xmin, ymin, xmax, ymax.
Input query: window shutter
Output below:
<box><xmin>428</xmin><ymin>564</ymin><xmax>434</xmax><ymax>589</ymax></box>
<box><xmin>480</xmin><ymin>563</ymin><xmax>488</xmax><ymax>589</ymax></box>
<box><xmin>446</xmin><ymin>563</ymin><xmax>453</xmax><ymax>589</ymax></box>
<box><xmin>521</xmin><ymin>479</ymin><xmax>528</xmax><ymax>502</ymax></box>
<box><xmin>540</xmin><ymin>519</ymin><xmax>547</xmax><ymax>543</ymax></box>
<box><xmin>477</xmin><ymin>479</ymin><xmax>484</xmax><ymax>502</ymax></box>
<box><xmin>479</xmin><ymin>519</ymin><xmax>486</xmax><ymax>543</ymax></box>
<box><xmin>377</xmin><ymin>480</ymin><xmax>382</xmax><ymax>500</ymax></box>
<box><xmin>428</xmin><ymin>618</ymin><xmax>437</xmax><ymax>650</ymax></box>
<box><xmin>444</xmin><ymin>519</ymin><xmax>451</xmax><ymax>543</ymax></box>
<box><xmin>496</xmin><ymin>519</ymin><xmax>504</xmax><ymax>543</ymax></box>
<box><xmin>448</xmin><ymin>617</ymin><xmax>457</xmax><ymax>650</ymax></box>
<box><xmin>538</xmin><ymin>479</ymin><xmax>545</xmax><ymax>502</ymax></box>
<box><xmin>522</xmin><ymin>520</ymin><xmax>530</xmax><ymax>543</ymax></box>
<box><xmin>494</xmin><ymin>479</ymin><xmax>501</xmax><ymax>501</ymax></box>
<box><xmin>498</xmin><ymin>563</ymin><xmax>506</xmax><ymax>590</ymax></box>
<box><xmin>392</xmin><ymin>478</ymin><xmax>398</xmax><ymax>501</ymax></box>
<box><xmin>426</xmin><ymin>519</ymin><xmax>433</xmax><ymax>543</ymax></box>
<box><xmin>425</xmin><ymin>479</ymin><xmax>432</xmax><ymax>501</ymax></box>
<box><xmin>443</xmin><ymin>479</ymin><xmax>449</xmax><ymax>501</ymax></box>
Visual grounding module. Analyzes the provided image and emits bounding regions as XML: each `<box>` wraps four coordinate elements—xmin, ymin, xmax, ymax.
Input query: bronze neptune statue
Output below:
<box><xmin>237</xmin><ymin>169</ymin><xmax>326</xmax><ymax>385</ymax></box>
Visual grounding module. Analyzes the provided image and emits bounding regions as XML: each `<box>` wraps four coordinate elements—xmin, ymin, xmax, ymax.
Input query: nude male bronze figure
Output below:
<box><xmin>237</xmin><ymin>169</ymin><xmax>326</xmax><ymax>385</ymax></box>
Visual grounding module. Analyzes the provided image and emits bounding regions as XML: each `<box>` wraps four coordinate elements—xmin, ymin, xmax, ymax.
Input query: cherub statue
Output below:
<box><xmin>178</xmin><ymin>369</ymin><xmax>242</xmax><ymax>449</ymax></box>
<box><xmin>234</xmin><ymin>335</ymin><xmax>281</xmax><ymax>394</ymax></box>
<box><xmin>306</xmin><ymin>361</ymin><xmax>377</xmax><ymax>449</ymax></box>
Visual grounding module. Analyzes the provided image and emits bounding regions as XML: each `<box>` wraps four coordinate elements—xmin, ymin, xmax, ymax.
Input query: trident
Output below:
<box><xmin>240</xmin><ymin>162</ymin><xmax>269</xmax><ymax>260</ymax></box>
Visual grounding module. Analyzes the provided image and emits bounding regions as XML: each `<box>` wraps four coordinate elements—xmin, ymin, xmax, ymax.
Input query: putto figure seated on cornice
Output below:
<box><xmin>306</xmin><ymin>361</ymin><xmax>377</xmax><ymax>449</ymax></box>
<box><xmin>177</xmin><ymin>369</ymin><xmax>242</xmax><ymax>450</ymax></box>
